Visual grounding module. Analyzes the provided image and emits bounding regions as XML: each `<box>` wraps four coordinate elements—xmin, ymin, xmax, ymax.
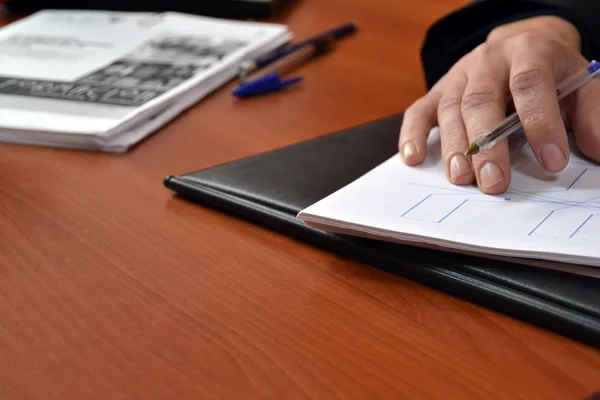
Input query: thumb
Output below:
<box><xmin>569</xmin><ymin>74</ymin><xmax>600</xmax><ymax>162</ymax></box>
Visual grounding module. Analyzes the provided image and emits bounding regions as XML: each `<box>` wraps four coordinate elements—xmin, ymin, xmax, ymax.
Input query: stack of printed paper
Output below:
<box><xmin>0</xmin><ymin>10</ymin><xmax>290</xmax><ymax>151</ymax></box>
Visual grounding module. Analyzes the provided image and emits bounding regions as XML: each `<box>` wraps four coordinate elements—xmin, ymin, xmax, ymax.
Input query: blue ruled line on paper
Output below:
<box><xmin>438</xmin><ymin>200</ymin><xmax>468</xmax><ymax>223</ymax></box>
<box><xmin>528</xmin><ymin>210</ymin><xmax>555</xmax><ymax>236</ymax></box>
<box><xmin>401</xmin><ymin>194</ymin><xmax>432</xmax><ymax>217</ymax></box>
<box><xmin>567</xmin><ymin>168</ymin><xmax>587</xmax><ymax>190</ymax></box>
<box><xmin>400</xmin><ymin>159</ymin><xmax>599</xmax><ymax>237</ymax></box>
<box><xmin>569</xmin><ymin>215</ymin><xmax>594</xmax><ymax>238</ymax></box>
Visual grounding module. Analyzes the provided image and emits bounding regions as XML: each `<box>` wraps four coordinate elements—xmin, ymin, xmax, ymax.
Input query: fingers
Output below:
<box><xmin>437</xmin><ymin>73</ymin><xmax>475</xmax><ymax>185</ymax></box>
<box><xmin>507</xmin><ymin>33</ymin><xmax>571</xmax><ymax>173</ymax></box>
<box><xmin>571</xmin><ymin>77</ymin><xmax>600</xmax><ymax>162</ymax></box>
<box><xmin>401</xmin><ymin>29</ymin><xmax>597</xmax><ymax>194</ymax></box>
<box><xmin>461</xmin><ymin>44</ymin><xmax>512</xmax><ymax>194</ymax></box>
<box><xmin>399</xmin><ymin>90</ymin><xmax>440</xmax><ymax>165</ymax></box>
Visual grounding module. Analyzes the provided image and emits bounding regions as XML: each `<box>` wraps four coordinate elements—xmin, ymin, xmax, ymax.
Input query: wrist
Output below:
<box><xmin>487</xmin><ymin>15</ymin><xmax>581</xmax><ymax>51</ymax></box>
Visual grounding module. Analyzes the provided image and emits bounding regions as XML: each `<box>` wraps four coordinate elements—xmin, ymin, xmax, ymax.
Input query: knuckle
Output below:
<box><xmin>521</xmin><ymin>110</ymin><xmax>565</xmax><ymax>142</ymax></box>
<box><xmin>512</xmin><ymin>31</ymin><xmax>564</xmax><ymax>54</ymax></box>
<box><xmin>521</xmin><ymin>109</ymin><xmax>546</xmax><ymax>129</ymax></box>
<box><xmin>461</xmin><ymin>87</ymin><xmax>499</xmax><ymax>112</ymax></box>
<box><xmin>471</xmin><ymin>42</ymin><xmax>496</xmax><ymax>61</ymax></box>
<box><xmin>510</xmin><ymin>64</ymin><xmax>546</xmax><ymax>95</ymax></box>
<box><xmin>440</xmin><ymin>128</ymin><xmax>467</xmax><ymax>149</ymax></box>
<box><xmin>437</xmin><ymin>95</ymin><xmax>461</xmax><ymax>115</ymax></box>
<box><xmin>513</xmin><ymin>31</ymin><xmax>544</xmax><ymax>49</ymax></box>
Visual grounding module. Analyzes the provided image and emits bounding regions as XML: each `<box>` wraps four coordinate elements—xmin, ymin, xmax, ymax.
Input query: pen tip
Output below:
<box><xmin>465</xmin><ymin>144</ymin><xmax>479</xmax><ymax>156</ymax></box>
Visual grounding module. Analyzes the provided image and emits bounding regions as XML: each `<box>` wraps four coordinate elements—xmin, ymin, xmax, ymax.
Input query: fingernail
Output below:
<box><xmin>449</xmin><ymin>154</ymin><xmax>472</xmax><ymax>182</ymax></box>
<box><xmin>402</xmin><ymin>141</ymin><xmax>417</xmax><ymax>160</ymax></box>
<box><xmin>479</xmin><ymin>162</ymin><xmax>504</xmax><ymax>189</ymax></box>
<box><xmin>540</xmin><ymin>143</ymin><xmax>567</xmax><ymax>172</ymax></box>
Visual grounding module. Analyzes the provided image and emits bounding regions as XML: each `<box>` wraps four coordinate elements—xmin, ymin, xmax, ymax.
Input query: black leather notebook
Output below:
<box><xmin>164</xmin><ymin>113</ymin><xmax>600</xmax><ymax>349</ymax></box>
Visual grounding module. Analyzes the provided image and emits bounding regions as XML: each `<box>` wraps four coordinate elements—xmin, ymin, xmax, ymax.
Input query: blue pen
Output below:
<box><xmin>237</xmin><ymin>21</ymin><xmax>357</xmax><ymax>81</ymax></box>
<box><xmin>232</xmin><ymin>72</ymin><xmax>303</xmax><ymax>98</ymax></box>
<box><xmin>233</xmin><ymin>36</ymin><xmax>333</xmax><ymax>98</ymax></box>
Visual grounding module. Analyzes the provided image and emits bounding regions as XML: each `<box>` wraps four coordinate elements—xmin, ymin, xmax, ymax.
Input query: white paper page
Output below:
<box><xmin>0</xmin><ymin>10</ymin><xmax>289</xmax><ymax>134</ymax></box>
<box><xmin>298</xmin><ymin>128</ymin><xmax>600</xmax><ymax>267</ymax></box>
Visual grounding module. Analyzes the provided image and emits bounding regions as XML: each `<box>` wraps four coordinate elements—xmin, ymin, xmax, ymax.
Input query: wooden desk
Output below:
<box><xmin>1</xmin><ymin>1</ymin><xmax>600</xmax><ymax>398</ymax></box>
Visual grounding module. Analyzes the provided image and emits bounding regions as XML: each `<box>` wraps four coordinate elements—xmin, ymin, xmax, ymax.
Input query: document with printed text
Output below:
<box><xmin>0</xmin><ymin>10</ymin><xmax>290</xmax><ymax>151</ymax></box>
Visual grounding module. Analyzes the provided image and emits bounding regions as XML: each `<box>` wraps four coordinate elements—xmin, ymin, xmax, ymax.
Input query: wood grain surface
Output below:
<box><xmin>1</xmin><ymin>1</ymin><xmax>600</xmax><ymax>399</ymax></box>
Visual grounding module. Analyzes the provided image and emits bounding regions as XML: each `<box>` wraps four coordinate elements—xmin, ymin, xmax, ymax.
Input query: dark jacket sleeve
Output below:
<box><xmin>421</xmin><ymin>0</ymin><xmax>600</xmax><ymax>89</ymax></box>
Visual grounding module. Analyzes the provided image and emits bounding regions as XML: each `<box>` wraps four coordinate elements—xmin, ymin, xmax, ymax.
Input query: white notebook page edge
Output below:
<box><xmin>298</xmin><ymin>127</ymin><xmax>600</xmax><ymax>268</ymax></box>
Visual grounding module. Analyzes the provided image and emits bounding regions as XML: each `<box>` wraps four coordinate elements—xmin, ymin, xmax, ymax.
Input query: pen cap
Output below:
<box><xmin>233</xmin><ymin>72</ymin><xmax>303</xmax><ymax>97</ymax></box>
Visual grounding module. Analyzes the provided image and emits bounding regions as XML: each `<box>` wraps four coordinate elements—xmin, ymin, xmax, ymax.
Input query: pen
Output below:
<box><xmin>248</xmin><ymin>36</ymin><xmax>334</xmax><ymax>80</ymax></box>
<box><xmin>465</xmin><ymin>60</ymin><xmax>600</xmax><ymax>156</ymax></box>
<box><xmin>232</xmin><ymin>37</ymin><xmax>334</xmax><ymax>98</ymax></box>
<box><xmin>237</xmin><ymin>21</ymin><xmax>357</xmax><ymax>81</ymax></box>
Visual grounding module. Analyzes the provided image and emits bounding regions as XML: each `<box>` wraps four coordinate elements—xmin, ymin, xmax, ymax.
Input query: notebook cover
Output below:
<box><xmin>163</xmin><ymin>113</ymin><xmax>600</xmax><ymax>349</ymax></box>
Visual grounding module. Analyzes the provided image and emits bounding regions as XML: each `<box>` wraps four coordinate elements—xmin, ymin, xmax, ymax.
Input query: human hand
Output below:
<box><xmin>399</xmin><ymin>15</ymin><xmax>600</xmax><ymax>194</ymax></box>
